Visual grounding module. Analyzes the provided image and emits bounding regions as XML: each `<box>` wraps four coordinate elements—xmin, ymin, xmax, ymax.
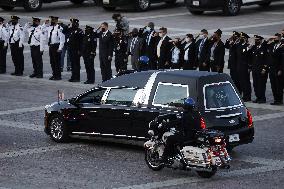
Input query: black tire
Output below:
<box><xmin>135</xmin><ymin>0</ymin><xmax>151</xmax><ymax>11</ymax></box>
<box><xmin>197</xmin><ymin>167</ymin><xmax>217</xmax><ymax>178</ymax></box>
<box><xmin>48</xmin><ymin>114</ymin><xmax>70</xmax><ymax>143</ymax></box>
<box><xmin>70</xmin><ymin>0</ymin><xmax>85</xmax><ymax>4</ymax></box>
<box><xmin>23</xmin><ymin>0</ymin><xmax>43</xmax><ymax>11</ymax></box>
<box><xmin>165</xmin><ymin>0</ymin><xmax>177</xmax><ymax>5</ymax></box>
<box><xmin>145</xmin><ymin>149</ymin><xmax>164</xmax><ymax>171</ymax></box>
<box><xmin>223</xmin><ymin>0</ymin><xmax>241</xmax><ymax>16</ymax></box>
<box><xmin>1</xmin><ymin>6</ymin><xmax>14</xmax><ymax>11</ymax></box>
<box><xmin>102</xmin><ymin>6</ymin><xmax>116</xmax><ymax>11</ymax></box>
<box><xmin>189</xmin><ymin>10</ymin><xmax>204</xmax><ymax>15</ymax></box>
<box><xmin>258</xmin><ymin>1</ymin><xmax>271</xmax><ymax>7</ymax></box>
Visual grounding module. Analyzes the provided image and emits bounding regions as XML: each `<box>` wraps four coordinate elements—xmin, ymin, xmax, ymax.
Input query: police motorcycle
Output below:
<box><xmin>144</xmin><ymin>113</ymin><xmax>231</xmax><ymax>178</ymax></box>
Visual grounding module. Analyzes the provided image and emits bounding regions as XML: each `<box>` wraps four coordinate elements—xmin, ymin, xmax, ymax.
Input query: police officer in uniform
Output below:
<box><xmin>0</xmin><ymin>17</ymin><xmax>9</xmax><ymax>74</ymax></box>
<box><xmin>25</xmin><ymin>17</ymin><xmax>45</xmax><ymax>78</ymax></box>
<box><xmin>82</xmin><ymin>25</ymin><xmax>97</xmax><ymax>84</ymax></box>
<box><xmin>44</xmin><ymin>16</ymin><xmax>65</xmax><ymax>80</ymax></box>
<box><xmin>236</xmin><ymin>32</ymin><xmax>252</xmax><ymax>102</ymax></box>
<box><xmin>251</xmin><ymin>35</ymin><xmax>268</xmax><ymax>103</ymax></box>
<box><xmin>267</xmin><ymin>33</ymin><xmax>284</xmax><ymax>105</ymax></box>
<box><xmin>113</xmin><ymin>28</ymin><xmax>128</xmax><ymax>73</ymax></box>
<box><xmin>67</xmin><ymin>18</ymin><xmax>84</xmax><ymax>82</ymax></box>
<box><xmin>8</xmin><ymin>16</ymin><xmax>25</xmax><ymax>76</ymax></box>
<box><xmin>225</xmin><ymin>31</ymin><xmax>241</xmax><ymax>93</ymax></box>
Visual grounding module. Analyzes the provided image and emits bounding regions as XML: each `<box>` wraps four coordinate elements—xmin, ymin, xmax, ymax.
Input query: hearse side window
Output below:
<box><xmin>152</xmin><ymin>83</ymin><xmax>189</xmax><ymax>107</ymax></box>
<box><xmin>105</xmin><ymin>88</ymin><xmax>137</xmax><ymax>106</ymax></box>
<box><xmin>204</xmin><ymin>82</ymin><xmax>242</xmax><ymax>110</ymax></box>
<box><xmin>78</xmin><ymin>89</ymin><xmax>107</xmax><ymax>104</ymax></box>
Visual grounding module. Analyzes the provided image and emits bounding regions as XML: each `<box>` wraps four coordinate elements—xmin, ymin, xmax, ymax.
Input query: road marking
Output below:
<box><xmin>264</xmin><ymin>12</ymin><xmax>284</xmax><ymax>15</ymax></box>
<box><xmin>246</xmin><ymin>102</ymin><xmax>284</xmax><ymax>111</ymax></box>
<box><xmin>0</xmin><ymin>106</ymin><xmax>45</xmax><ymax>116</ymax></box>
<box><xmin>0</xmin><ymin>144</ymin><xmax>81</xmax><ymax>159</ymax></box>
<box><xmin>253</xmin><ymin>112</ymin><xmax>284</xmax><ymax>122</ymax></box>
<box><xmin>114</xmin><ymin>159</ymin><xmax>284</xmax><ymax>189</ymax></box>
<box><xmin>0</xmin><ymin>120</ymin><xmax>42</xmax><ymax>131</ymax></box>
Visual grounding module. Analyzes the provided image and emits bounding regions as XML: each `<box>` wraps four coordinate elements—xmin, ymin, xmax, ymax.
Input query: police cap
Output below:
<box><xmin>240</xmin><ymin>32</ymin><xmax>250</xmax><ymax>39</ymax></box>
<box><xmin>32</xmin><ymin>17</ymin><xmax>41</xmax><ymax>22</ymax></box>
<box><xmin>214</xmin><ymin>29</ymin><xmax>222</xmax><ymax>36</ymax></box>
<box><xmin>70</xmin><ymin>18</ymin><xmax>79</xmax><ymax>23</ymax></box>
<box><xmin>254</xmin><ymin>35</ymin><xmax>264</xmax><ymax>40</ymax></box>
<box><xmin>11</xmin><ymin>15</ymin><xmax>20</xmax><ymax>20</ymax></box>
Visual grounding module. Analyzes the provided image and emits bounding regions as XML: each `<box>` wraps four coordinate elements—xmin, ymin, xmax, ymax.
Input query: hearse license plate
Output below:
<box><xmin>103</xmin><ymin>0</ymin><xmax>110</xmax><ymax>4</ymax></box>
<box><xmin>229</xmin><ymin>134</ymin><xmax>240</xmax><ymax>142</ymax></box>
<box><xmin>193</xmin><ymin>1</ymin><xmax>200</xmax><ymax>6</ymax></box>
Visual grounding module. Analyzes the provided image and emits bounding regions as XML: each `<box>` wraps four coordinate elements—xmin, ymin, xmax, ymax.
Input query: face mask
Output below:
<box><xmin>101</xmin><ymin>28</ymin><xmax>106</xmax><ymax>32</ymax></box>
<box><xmin>185</xmin><ymin>37</ymin><xmax>190</xmax><ymax>43</ymax></box>
<box><xmin>132</xmin><ymin>33</ymin><xmax>138</xmax><ymax>37</ymax></box>
<box><xmin>145</xmin><ymin>26</ymin><xmax>151</xmax><ymax>32</ymax></box>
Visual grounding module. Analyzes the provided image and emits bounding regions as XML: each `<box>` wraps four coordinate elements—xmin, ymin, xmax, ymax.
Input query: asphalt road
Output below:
<box><xmin>1</xmin><ymin>1</ymin><xmax>284</xmax><ymax>188</ymax></box>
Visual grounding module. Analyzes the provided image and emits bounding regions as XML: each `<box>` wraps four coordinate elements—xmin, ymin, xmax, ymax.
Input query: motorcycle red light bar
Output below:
<box><xmin>200</xmin><ymin>117</ymin><xmax>206</xmax><ymax>129</ymax></box>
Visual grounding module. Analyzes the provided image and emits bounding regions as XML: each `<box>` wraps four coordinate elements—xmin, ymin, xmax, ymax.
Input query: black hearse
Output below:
<box><xmin>44</xmin><ymin>70</ymin><xmax>254</xmax><ymax>150</ymax></box>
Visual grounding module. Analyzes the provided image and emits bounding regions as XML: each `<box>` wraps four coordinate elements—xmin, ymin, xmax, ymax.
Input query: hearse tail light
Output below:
<box><xmin>200</xmin><ymin>117</ymin><xmax>206</xmax><ymax>130</ymax></box>
<box><xmin>246</xmin><ymin>109</ymin><xmax>253</xmax><ymax>128</ymax></box>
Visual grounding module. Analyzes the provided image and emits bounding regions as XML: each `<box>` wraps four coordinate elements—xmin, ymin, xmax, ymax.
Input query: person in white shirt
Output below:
<box><xmin>24</xmin><ymin>17</ymin><xmax>45</xmax><ymax>78</ymax></box>
<box><xmin>43</xmin><ymin>16</ymin><xmax>65</xmax><ymax>80</ymax></box>
<box><xmin>0</xmin><ymin>17</ymin><xmax>9</xmax><ymax>74</ymax></box>
<box><xmin>8</xmin><ymin>15</ymin><xmax>25</xmax><ymax>76</ymax></box>
<box><xmin>170</xmin><ymin>38</ymin><xmax>181</xmax><ymax>69</ymax></box>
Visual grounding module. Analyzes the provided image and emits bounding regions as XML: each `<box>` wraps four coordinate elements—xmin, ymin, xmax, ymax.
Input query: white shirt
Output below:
<box><xmin>157</xmin><ymin>35</ymin><xmax>166</xmax><ymax>58</ymax></box>
<box><xmin>210</xmin><ymin>42</ymin><xmax>217</xmax><ymax>61</ymax></box>
<box><xmin>25</xmin><ymin>24</ymin><xmax>45</xmax><ymax>52</ymax></box>
<box><xmin>146</xmin><ymin>30</ymin><xmax>154</xmax><ymax>46</ymax></box>
<box><xmin>171</xmin><ymin>47</ymin><xmax>180</xmax><ymax>64</ymax></box>
<box><xmin>0</xmin><ymin>24</ymin><xmax>9</xmax><ymax>47</ymax></box>
<box><xmin>130</xmin><ymin>37</ymin><xmax>138</xmax><ymax>53</ymax></box>
<box><xmin>8</xmin><ymin>23</ymin><xmax>25</xmax><ymax>47</ymax></box>
<box><xmin>184</xmin><ymin>43</ymin><xmax>192</xmax><ymax>61</ymax></box>
<box><xmin>43</xmin><ymin>24</ymin><xmax>65</xmax><ymax>50</ymax></box>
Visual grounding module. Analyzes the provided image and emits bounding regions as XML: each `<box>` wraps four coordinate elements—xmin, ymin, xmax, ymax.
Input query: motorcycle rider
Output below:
<box><xmin>149</xmin><ymin>97</ymin><xmax>203</xmax><ymax>164</ymax></box>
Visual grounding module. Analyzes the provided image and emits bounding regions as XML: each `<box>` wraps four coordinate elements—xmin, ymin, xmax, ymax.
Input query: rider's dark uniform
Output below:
<box><xmin>150</xmin><ymin>109</ymin><xmax>202</xmax><ymax>162</ymax></box>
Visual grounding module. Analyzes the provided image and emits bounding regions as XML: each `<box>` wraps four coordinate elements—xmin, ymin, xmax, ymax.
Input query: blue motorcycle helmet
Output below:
<box><xmin>139</xmin><ymin>56</ymin><xmax>149</xmax><ymax>65</ymax></box>
<box><xmin>184</xmin><ymin>97</ymin><xmax>195</xmax><ymax>110</ymax></box>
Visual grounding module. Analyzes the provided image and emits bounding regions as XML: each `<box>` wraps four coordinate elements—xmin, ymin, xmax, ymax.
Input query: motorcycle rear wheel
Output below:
<box><xmin>145</xmin><ymin>149</ymin><xmax>164</xmax><ymax>171</ymax></box>
<box><xmin>196</xmin><ymin>167</ymin><xmax>217</xmax><ymax>178</ymax></box>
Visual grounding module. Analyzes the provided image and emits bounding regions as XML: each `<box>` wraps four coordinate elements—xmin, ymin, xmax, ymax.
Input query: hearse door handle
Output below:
<box><xmin>90</xmin><ymin>110</ymin><xmax>97</xmax><ymax>113</ymax></box>
<box><xmin>124</xmin><ymin>112</ymin><xmax>130</xmax><ymax>115</ymax></box>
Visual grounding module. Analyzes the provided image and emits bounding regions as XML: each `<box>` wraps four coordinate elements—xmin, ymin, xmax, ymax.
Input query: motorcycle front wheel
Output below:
<box><xmin>145</xmin><ymin>149</ymin><xmax>164</xmax><ymax>171</ymax></box>
<box><xmin>196</xmin><ymin>166</ymin><xmax>217</xmax><ymax>178</ymax></box>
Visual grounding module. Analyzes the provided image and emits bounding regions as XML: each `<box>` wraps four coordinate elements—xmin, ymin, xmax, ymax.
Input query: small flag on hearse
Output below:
<box><xmin>58</xmin><ymin>90</ymin><xmax>65</xmax><ymax>103</ymax></box>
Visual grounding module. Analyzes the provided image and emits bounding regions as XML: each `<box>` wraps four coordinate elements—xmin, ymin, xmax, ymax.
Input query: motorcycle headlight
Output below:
<box><xmin>148</xmin><ymin>130</ymin><xmax>154</xmax><ymax>136</ymax></box>
<box><xmin>214</xmin><ymin>137</ymin><xmax>222</xmax><ymax>143</ymax></box>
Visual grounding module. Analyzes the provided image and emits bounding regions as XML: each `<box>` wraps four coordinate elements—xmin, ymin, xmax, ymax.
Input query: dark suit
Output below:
<box><xmin>181</xmin><ymin>42</ymin><xmax>196</xmax><ymax>70</ymax></box>
<box><xmin>225</xmin><ymin>39</ymin><xmax>241</xmax><ymax>92</ymax></box>
<box><xmin>250</xmin><ymin>43</ymin><xmax>268</xmax><ymax>102</ymax></box>
<box><xmin>143</xmin><ymin>30</ymin><xmax>159</xmax><ymax>70</ymax></box>
<box><xmin>97</xmin><ymin>30</ymin><xmax>114</xmax><ymax>82</ymax></box>
<box><xmin>196</xmin><ymin>38</ymin><xmax>210</xmax><ymax>71</ymax></box>
<box><xmin>236</xmin><ymin>42</ymin><xmax>252</xmax><ymax>101</ymax></box>
<box><xmin>209</xmin><ymin>40</ymin><xmax>225</xmax><ymax>73</ymax></box>
<box><xmin>156</xmin><ymin>35</ymin><xmax>172</xmax><ymax>69</ymax></box>
<box><xmin>267</xmin><ymin>42</ymin><xmax>284</xmax><ymax>103</ymax></box>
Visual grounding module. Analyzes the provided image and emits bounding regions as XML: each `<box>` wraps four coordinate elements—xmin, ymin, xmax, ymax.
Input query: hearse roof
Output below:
<box><xmin>101</xmin><ymin>70</ymin><xmax>227</xmax><ymax>88</ymax></box>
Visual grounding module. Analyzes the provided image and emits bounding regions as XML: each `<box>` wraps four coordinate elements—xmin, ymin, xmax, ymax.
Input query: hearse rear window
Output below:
<box><xmin>105</xmin><ymin>88</ymin><xmax>137</xmax><ymax>106</ymax></box>
<box><xmin>153</xmin><ymin>83</ymin><xmax>189</xmax><ymax>107</ymax></box>
<box><xmin>204</xmin><ymin>82</ymin><xmax>242</xmax><ymax>110</ymax></box>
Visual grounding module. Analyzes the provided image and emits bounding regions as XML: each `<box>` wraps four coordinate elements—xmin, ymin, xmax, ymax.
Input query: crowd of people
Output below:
<box><xmin>0</xmin><ymin>14</ymin><xmax>284</xmax><ymax>105</ymax></box>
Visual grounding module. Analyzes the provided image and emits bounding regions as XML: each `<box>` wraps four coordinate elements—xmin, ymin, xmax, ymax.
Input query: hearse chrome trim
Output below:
<box><xmin>203</xmin><ymin>81</ymin><xmax>243</xmax><ymax>111</ymax></box>
<box><xmin>71</xmin><ymin>132</ymin><xmax>146</xmax><ymax>139</ymax></box>
<box><xmin>143</xmin><ymin>71</ymin><xmax>160</xmax><ymax>105</ymax></box>
<box><xmin>216</xmin><ymin>112</ymin><xmax>242</xmax><ymax>118</ymax></box>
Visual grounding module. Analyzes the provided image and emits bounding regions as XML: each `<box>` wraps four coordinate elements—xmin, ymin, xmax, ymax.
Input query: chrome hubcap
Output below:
<box><xmin>50</xmin><ymin>118</ymin><xmax>63</xmax><ymax>140</ymax></box>
<box><xmin>28</xmin><ymin>0</ymin><xmax>40</xmax><ymax>9</ymax></box>
<box><xmin>139</xmin><ymin>0</ymin><xmax>150</xmax><ymax>10</ymax></box>
<box><xmin>228</xmin><ymin>0</ymin><xmax>239</xmax><ymax>13</ymax></box>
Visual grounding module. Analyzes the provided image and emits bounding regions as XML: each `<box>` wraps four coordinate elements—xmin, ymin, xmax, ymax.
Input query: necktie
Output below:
<box><xmin>28</xmin><ymin>27</ymin><xmax>36</xmax><ymax>45</ymax></box>
<box><xmin>48</xmin><ymin>26</ymin><xmax>54</xmax><ymax>45</ymax></box>
<box><xmin>198</xmin><ymin>39</ymin><xmax>204</xmax><ymax>58</ymax></box>
<box><xmin>146</xmin><ymin>32</ymin><xmax>151</xmax><ymax>46</ymax></box>
<box><xmin>9</xmin><ymin>25</ymin><xmax>15</xmax><ymax>43</ymax></box>
<box><xmin>130</xmin><ymin>38</ymin><xmax>136</xmax><ymax>53</ymax></box>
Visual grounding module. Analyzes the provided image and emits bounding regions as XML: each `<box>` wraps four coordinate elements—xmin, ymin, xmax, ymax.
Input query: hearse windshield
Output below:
<box><xmin>204</xmin><ymin>82</ymin><xmax>242</xmax><ymax>110</ymax></box>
